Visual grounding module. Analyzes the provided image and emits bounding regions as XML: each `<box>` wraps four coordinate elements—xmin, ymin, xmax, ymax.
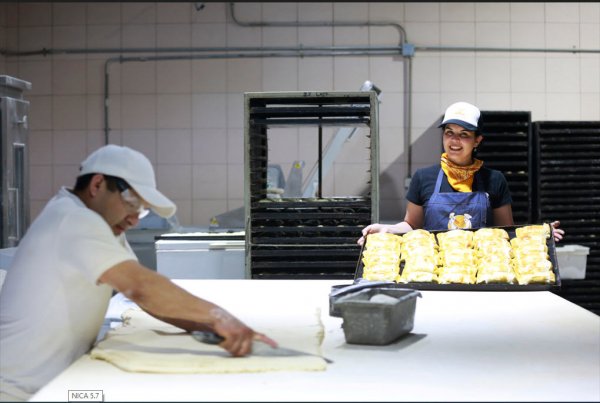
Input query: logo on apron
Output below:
<box><xmin>423</xmin><ymin>169</ymin><xmax>491</xmax><ymax>231</ymax></box>
<box><xmin>448</xmin><ymin>213</ymin><xmax>472</xmax><ymax>229</ymax></box>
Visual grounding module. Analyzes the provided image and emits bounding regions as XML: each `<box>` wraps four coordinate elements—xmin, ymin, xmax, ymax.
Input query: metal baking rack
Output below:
<box><xmin>244</xmin><ymin>91</ymin><xmax>380</xmax><ymax>279</ymax></box>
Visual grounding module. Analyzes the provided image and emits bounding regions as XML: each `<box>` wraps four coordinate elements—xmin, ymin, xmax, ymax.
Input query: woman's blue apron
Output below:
<box><xmin>423</xmin><ymin>169</ymin><xmax>490</xmax><ymax>231</ymax></box>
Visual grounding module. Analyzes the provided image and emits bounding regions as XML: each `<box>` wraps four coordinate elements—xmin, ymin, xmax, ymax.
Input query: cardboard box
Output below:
<box><xmin>555</xmin><ymin>245</ymin><xmax>590</xmax><ymax>280</ymax></box>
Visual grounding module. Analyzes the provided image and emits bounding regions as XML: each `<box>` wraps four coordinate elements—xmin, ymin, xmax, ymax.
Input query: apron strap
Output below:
<box><xmin>434</xmin><ymin>168</ymin><xmax>445</xmax><ymax>194</ymax></box>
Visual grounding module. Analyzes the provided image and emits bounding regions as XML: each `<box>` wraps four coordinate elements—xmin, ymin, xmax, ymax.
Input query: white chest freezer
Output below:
<box><xmin>156</xmin><ymin>232</ymin><xmax>245</xmax><ymax>279</ymax></box>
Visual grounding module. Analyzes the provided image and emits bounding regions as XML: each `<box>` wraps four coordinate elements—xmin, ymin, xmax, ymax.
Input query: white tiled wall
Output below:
<box><xmin>1</xmin><ymin>2</ymin><xmax>599</xmax><ymax>226</ymax></box>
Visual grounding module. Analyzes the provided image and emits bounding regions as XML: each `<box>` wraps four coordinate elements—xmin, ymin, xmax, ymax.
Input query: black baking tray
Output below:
<box><xmin>352</xmin><ymin>225</ymin><xmax>561</xmax><ymax>291</ymax></box>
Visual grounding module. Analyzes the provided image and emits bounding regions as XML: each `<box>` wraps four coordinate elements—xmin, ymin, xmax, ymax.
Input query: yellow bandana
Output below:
<box><xmin>441</xmin><ymin>153</ymin><xmax>483</xmax><ymax>192</ymax></box>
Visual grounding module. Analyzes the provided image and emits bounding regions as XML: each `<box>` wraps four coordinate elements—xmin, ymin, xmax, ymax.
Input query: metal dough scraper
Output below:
<box><xmin>191</xmin><ymin>330</ymin><xmax>333</xmax><ymax>364</ymax></box>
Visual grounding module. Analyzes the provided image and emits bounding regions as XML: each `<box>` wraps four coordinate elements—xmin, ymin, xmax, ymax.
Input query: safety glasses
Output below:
<box><xmin>114</xmin><ymin>178</ymin><xmax>149</xmax><ymax>219</ymax></box>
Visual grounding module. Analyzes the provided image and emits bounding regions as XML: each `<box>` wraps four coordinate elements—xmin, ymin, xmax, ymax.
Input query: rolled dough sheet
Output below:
<box><xmin>90</xmin><ymin>308</ymin><xmax>327</xmax><ymax>374</ymax></box>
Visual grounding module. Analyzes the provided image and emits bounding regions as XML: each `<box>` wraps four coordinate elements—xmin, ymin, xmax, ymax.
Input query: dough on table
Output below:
<box><xmin>90</xmin><ymin>307</ymin><xmax>327</xmax><ymax>374</ymax></box>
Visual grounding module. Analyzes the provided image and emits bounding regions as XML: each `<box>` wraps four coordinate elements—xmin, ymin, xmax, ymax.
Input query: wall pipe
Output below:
<box><xmin>102</xmin><ymin>47</ymin><xmax>404</xmax><ymax>144</ymax></box>
<box><xmin>416</xmin><ymin>46</ymin><xmax>600</xmax><ymax>54</ymax></box>
<box><xmin>2</xmin><ymin>45</ymin><xmax>405</xmax><ymax>57</ymax></box>
<box><xmin>3</xmin><ymin>45</ymin><xmax>598</xmax><ymax>58</ymax></box>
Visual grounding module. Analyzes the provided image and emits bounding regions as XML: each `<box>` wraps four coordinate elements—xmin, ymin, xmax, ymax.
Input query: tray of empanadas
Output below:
<box><xmin>353</xmin><ymin>224</ymin><xmax>561</xmax><ymax>291</ymax></box>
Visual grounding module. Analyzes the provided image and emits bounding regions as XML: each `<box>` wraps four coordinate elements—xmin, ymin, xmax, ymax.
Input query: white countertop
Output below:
<box><xmin>31</xmin><ymin>280</ymin><xmax>600</xmax><ymax>402</ymax></box>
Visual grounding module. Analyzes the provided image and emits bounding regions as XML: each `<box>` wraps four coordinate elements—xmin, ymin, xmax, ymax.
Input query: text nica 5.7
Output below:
<box><xmin>68</xmin><ymin>390</ymin><xmax>103</xmax><ymax>402</ymax></box>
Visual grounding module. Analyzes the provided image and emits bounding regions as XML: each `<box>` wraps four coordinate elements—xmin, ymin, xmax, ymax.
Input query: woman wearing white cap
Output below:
<box><xmin>359</xmin><ymin>101</ymin><xmax>564</xmax><ymax>244</ymax></box>
<box><xmin>0</xmin><ymin>145</ymin><xmax>277</xmax><ymax>402</ymax></box>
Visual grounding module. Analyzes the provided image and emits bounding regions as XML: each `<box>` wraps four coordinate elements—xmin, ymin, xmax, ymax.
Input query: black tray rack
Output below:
<box><xmin>353</xmin><ymin>225</ymin><xmax>560</xmax><ymax>291</ymax></box>
<box><xmin>533</xmin><ymin>121</ymin><xmax>600</xmax><ymax>314</ymax></box>
<box><xmin>244</xmin><ymin>91</ymin><xmax>380</xmax><ymax>279</ymax></box>
<box><xmin>478</xmin><ymin>111</ymin><xmax>533</xmax><ymax>225</ymax></box>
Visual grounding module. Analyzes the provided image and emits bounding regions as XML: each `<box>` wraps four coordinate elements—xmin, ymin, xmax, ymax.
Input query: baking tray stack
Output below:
<box><xmin>478</xmin><ymin>111</ymin><xmax>533</xmax><ymax>225</ymax></box>
<box><xmin>249</xmin><ymin>197</ymin><xmax>369</xmax><ymax>279</ymax></box>
<box><xmin>533</xmin><ymin>121</ymin><xmax>600</xmax><ymax>314</ymax></box>
<box><xmin>352</xmin><ymin>225</ymin><xmax>561</xmax><ymax>291</ymax></box>
<box><xmin>244</xmin><ymin>91</ymin><xmax>380</xmax><ymax>279</ymax></box>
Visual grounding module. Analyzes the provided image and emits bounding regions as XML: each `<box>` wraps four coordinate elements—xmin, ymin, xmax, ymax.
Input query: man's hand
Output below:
<box><xmin>210</xmin><ymin>308</ymin><xmax>277</xmax><ymax>357</ymax></box>
<box><xmin>99</xmin><ymin>261</ymin><xmax>278</xmax><ymax>358</ymax></box>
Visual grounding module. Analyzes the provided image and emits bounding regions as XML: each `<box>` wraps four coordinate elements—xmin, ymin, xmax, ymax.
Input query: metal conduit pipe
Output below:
<box><xmin>102</xmin><ymin>48</ymin><xmax>403</xmax><ymax>144</ymax></box>
<box><xmin>404</xmin><ymin>57</ymin><xmax>412</xmax><ymax>184</ymax></box>
<box><xmin>1</xmin><ymin>45</ymin><xmax>408</xmax><ymax>57</ymax></box>
<box><xmin>416</xmin><ymin>46</ymin><xmax>600</xmax><ymax>54</ymax></box>
<box><xmin>2</xmin><ymin>44</ymin><xmax>598</xmax><ymax>58</ymax></box>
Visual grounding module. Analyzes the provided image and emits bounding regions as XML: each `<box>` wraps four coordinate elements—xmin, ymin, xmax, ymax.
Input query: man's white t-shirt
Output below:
<box><xmin>0</xmin><ymin>187</ymin><xmax>137</xmax><ymax>400</ymax></box>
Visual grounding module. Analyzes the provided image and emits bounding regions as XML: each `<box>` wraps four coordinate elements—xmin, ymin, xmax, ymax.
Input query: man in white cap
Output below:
<box><xmin>0</xmin><ymin>145</ymin><xmax>276</xmax><ymax>401</ymax></box>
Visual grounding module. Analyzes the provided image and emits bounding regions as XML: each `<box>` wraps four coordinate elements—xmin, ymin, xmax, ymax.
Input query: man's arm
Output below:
<box><xmin>98</xmin><ymin>261</ymin><xmax>276</xmax><ymax>356</ymax></box>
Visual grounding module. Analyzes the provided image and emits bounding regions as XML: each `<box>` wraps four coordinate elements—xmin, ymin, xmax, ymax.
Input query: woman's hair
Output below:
<box><xmin>74</xmin><ymin>173</ymin><xmax>120</xmax><ymax>192</ymax></box>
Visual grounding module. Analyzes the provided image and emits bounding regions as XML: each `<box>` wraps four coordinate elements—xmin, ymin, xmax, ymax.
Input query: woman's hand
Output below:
<box><xmin>358</xmin><ymin>222</ymin><xmax>414</xmax><ymax>246</ymax></box>
<box><xmin>357</xmin><ymin>223</ymin><xmax>393</xmax><ymax>246</ymax></box>
<box><xmin>551</xmin><ymin>220</ymin><xmax>564</xmax><ymax>243</ymax></box>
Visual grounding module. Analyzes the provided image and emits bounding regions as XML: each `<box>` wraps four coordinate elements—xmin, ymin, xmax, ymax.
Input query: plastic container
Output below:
<box><xmin>555</xmin><ymin>245</ymin><xmax>590</xmax><ymax>280</ymax></box>
<box><xmin>333</xmin><ymin>288</ymin><xmax>421</xmax><ymax>345</ymax></box>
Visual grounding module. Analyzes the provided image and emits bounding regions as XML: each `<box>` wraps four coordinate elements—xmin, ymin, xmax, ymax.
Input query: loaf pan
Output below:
<box><xmin>333</xmin><ymin>288</ymin><xmax>421</xmax><ymax>345</ymax></box>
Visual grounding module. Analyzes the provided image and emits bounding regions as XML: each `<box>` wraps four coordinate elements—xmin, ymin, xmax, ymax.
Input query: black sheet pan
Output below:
<box><xmin>352</xmin><ymin>225</ymin><xmax>561</xmax><ymax>291</ymax></box>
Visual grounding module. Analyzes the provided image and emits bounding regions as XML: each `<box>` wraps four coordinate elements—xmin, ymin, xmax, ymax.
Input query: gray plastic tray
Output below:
<box><xmin>333</xmin><ymin>288</ymin><xmax>421</xmax><ymax>345</ymax></box>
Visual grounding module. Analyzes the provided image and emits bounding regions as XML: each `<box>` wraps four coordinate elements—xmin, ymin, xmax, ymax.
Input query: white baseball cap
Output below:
<box><xmin>439</xmin><ymin>101</ymin><xmax>480</xmax><ymax>131</ymax></box>
<box><xmin>79</xmin><ymin>144</ymin><xmax>177</xmax><ymax>218</ymax></box>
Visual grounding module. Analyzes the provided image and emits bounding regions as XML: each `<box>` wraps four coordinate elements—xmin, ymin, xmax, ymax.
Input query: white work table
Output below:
<box><xmin>31</xmin><ymin>280</ymin><xmax>600</xmax><ymax>402</ymax></box>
